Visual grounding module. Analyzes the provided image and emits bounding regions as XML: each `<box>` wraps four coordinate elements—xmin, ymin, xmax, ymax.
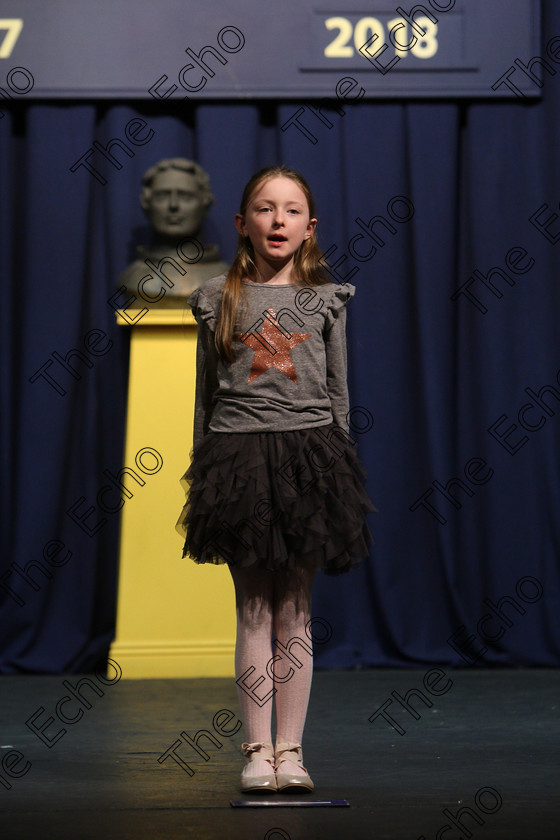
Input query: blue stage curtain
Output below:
<box><xmin>1</xmin><ymin>3</ymin><xmax>559</xmax><ymax>672</ymax></box>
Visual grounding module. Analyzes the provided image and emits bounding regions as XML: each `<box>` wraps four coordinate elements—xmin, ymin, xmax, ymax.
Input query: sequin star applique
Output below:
<box><xmin>237</xmin><ymin>306</ymin><xmax>311</xmax><ymax>383</ymax></box>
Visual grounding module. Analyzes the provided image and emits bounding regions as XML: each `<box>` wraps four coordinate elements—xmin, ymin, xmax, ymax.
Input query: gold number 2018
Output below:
<box><xmin>324</xmin><ymin>15</ymin><xmax>438</xmax><ymax>60</ymax></box>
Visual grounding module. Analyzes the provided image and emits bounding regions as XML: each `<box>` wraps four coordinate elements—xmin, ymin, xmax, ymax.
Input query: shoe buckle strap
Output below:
<box><xmin>241</xmin><ymin>741</ymin><xmax>274</xmax><ymax>761</ymax></box>
<box><xmin>275</xmin><ymin>742</ymin><xmax>304</xmax><ymax>765</ymax></box>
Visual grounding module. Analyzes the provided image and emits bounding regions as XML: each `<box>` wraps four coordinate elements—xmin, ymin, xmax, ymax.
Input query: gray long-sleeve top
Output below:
<box><xmin>187</xmin><ymin>274</ymin><xmax>356</xmax><ymax>449</ymax></box>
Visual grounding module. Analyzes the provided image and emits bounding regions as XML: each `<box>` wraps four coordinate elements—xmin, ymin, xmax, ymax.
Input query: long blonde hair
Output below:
<box><xmin>215</xmin><ymin>166</ymin><xmax>330</xmax><ymax>363</ymax></box>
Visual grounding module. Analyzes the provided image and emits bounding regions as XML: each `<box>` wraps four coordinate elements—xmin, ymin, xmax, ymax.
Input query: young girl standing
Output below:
<box><xmin>176</xmin><ymin>165</ymin><xmax>376</xmax><ymax>793</ymax></box>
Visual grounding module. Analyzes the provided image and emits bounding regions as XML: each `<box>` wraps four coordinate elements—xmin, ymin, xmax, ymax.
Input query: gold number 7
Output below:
<box><xmin>0</xmin><ymin>19</ymin><xmax>23</xmax><ymax>59</ymax></box>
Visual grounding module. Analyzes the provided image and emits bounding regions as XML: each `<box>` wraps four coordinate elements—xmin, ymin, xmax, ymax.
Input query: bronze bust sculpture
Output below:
<box><xmin>118</xmin><ymin>158</ymin><xmax>229</xmax><ymax>306</ymax></box>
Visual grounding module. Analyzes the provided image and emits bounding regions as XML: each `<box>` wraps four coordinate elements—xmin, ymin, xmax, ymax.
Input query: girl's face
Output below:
<box><xmin>235</xmin><ymin>176</ymin><xmax>317</xmax><ymax>268</ymax></box>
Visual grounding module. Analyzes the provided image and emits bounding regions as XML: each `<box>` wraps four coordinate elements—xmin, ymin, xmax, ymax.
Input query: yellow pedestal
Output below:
<box><xmin>109</xmin><ymin>308</ymin><xmax>236</xmax><ymax>678</ymax></box>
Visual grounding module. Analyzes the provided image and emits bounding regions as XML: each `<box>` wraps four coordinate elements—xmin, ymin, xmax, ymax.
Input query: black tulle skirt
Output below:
<box><xmin>175</xmin><ymin>422</ymin><xmax>377</xmax><ymax>576</ymax></box>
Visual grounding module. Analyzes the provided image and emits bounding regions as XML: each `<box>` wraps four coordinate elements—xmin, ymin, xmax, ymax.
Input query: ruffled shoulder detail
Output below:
<box><xmin>187</xmin><ymin>288</ymin><xmax>216</xmax><ymax>331</ymax></box>
<box><xmin>187</xmin><ymin>274</ymin><xmax>226</xmax><ymax>332</ymax></box>
<box><xmin>325</xmin><ymin>282</ymin><xmax>356</xmax><ymax>329</ymax></box>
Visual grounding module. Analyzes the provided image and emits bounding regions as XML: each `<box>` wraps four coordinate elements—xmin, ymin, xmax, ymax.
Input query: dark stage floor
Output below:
<box><xmin>1</xmin><ymin>669</ymin><xmax>558</xmax><ymax>839</ymax></box>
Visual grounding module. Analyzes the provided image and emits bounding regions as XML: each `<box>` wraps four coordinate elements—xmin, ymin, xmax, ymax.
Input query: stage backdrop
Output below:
<box><xmin>1</xmin><ymin>1</ymin><xmax>559</xmax><ymax>672</ymax></box>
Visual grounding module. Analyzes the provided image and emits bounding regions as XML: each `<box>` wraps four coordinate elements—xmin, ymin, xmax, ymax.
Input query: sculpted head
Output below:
<box><xmin>140</xmin><ymin>158</ymin><xmax>215</xmax><ymax>239</ymax></box>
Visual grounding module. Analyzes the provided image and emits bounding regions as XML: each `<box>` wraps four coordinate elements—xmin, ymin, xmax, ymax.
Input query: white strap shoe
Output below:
<box><xmin>274</xmin><ymin>741</ymin><xmax>314</xmax><ymax>792</ymax></box>
<box><xmin>240</xmin><ymin>741</ymin><xmax>277</xmax><ymax>793</ymax></box>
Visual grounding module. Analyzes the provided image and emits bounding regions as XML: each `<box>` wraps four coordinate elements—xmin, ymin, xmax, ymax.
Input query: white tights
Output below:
<box><xmin>229</xmin><ymin>562</ymin><xmax>317</xmax><ymax>777</ymax></box>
